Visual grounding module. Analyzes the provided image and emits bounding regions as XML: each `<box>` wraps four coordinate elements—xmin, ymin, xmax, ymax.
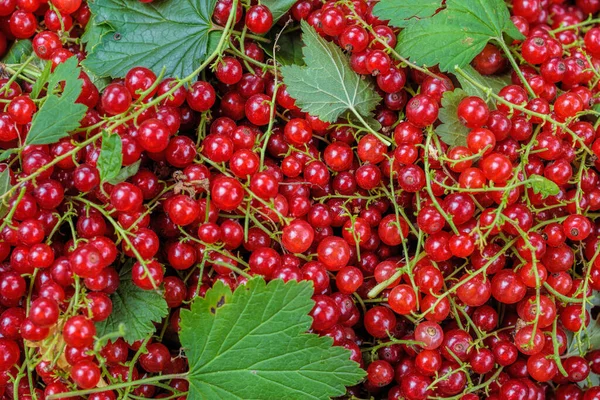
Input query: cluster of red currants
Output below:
<box><xmin>0</xmin><ymin>0</ymin><xmax>598</xmax><ymax>399</ymax></box>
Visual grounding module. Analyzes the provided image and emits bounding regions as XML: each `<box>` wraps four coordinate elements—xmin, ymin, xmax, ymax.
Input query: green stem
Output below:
<box><xmin>431</xmin><ymin>367</ymin><xmax>503</xmax><ymax>400</ymax></box>
<box><xmin>455</xmin><ymin>66</ymin><xmax>594</xmax><ymax>156</ymax></box>
<box><xmin>75</xmin><ymin>197</ymin><xmax>160</xmax><ymax>289</ymax></box>
<box><xmin>350</xmin><ymin>108</ymin><xmax>391</xmax><ymax>146</ymax></box>
<box><xmin>361</xmin><ymin>339</ymin><xmax>424</xmax><ymax>353</ymax></box>
<box><xmin>495</xmin><ymin>39</ymin><xmax>536</xmax><ymax>98</ymax></box>
<box><xmin>47</xmin><ymin>373</ymin><xmax>187</xmax><ymax>399</ymax></box>
<box><xmin>550</xmin><ymin>17</ymin><xmax>600</xmax><ymax>34</ymax></box>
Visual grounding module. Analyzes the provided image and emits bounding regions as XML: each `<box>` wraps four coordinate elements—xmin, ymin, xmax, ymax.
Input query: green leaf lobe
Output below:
<box><xmin>180</xmin><ymin>278</ymin><xmax>365</xmax><ymax>400</ymax></box>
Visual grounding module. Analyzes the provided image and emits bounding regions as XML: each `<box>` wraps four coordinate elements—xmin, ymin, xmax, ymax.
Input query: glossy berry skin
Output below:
<box><xmin>0</xmin><ymin>271</ymin><xmax>26</xmax><ymax>300</ymax></box>
<box><xmin>415</xmin><ymin>321</ymin><xmax>444</xmax><ymax>350</ymax></box>
<box><xmin>29</xmin><ymin>297</ymin><xmax>59</xmax><ymax>327</ymax></box>
<box><xmin>187</xmin><ymin>81</ymin><xmax>216</xmax><ymax>112</ymax></box>
<box><xmin>101</xmin><ymin>84</ymin><xmax>132</xmax><ymax>115</ymax></box>
<box><xmin>282</xmin><ymin>220</ymin><xmax>314</xmax><ymax>254</ymax></box>
<box><xmin>457</xmin><ymin>96</ymin><xmax>489</xmax><ymax>128</ymax></box>
<box><xmin>245</xmin><ymin>94</ymin><xmax>271</xmax><ymax>126</ymax></box>
<box><xmin>364</xmin><ymin>306</ymin><xmax>396</xmax><ymax>339</ymax></box>
<box><xmin>406</xmin><ymin>94</ymin><xmax>438</xmax><ymax>128</ymax></box>
<box><xmin>0</xmin><ymin>113</ymin><xmax>18</xmax><ymax>141</ymax></box>
<box><xmin>401</xmin><ymin>373</ymin><xmax>431</xmax><ymax>400</ymax></box>
<box><xmin>284</xmin><ymin>118</ymin><xmax>313</xmax><ymax>146</ymax></box>
<box><xmin>480</xmin><ymin>153</ymin><xmax>513</xmax><ymax>183</ymax></box>
<box><xmin>63</xmin><ymin>316</ymin><xmax>96</xmax><ymax>348</ymax></box>
<box><xmin>3</xmin><ymin>2</ymin><xmax>600</xmax><ymax>397</ymax></box>
<box><xmin>563</xmin><ymin>356</ymin><xmax>590</xmax><ymax>382</ymax></box>
<box><xmin>491</xmin><ymin>269</ymin><xmax>527</xmax><ymax>304</ymax></box>
<box><xmin>527</xmin><ymin>352</ymin><xmax>557</xmax><ymax>382</ymax></box>
<box><xmin>367</xmin><ymin>360</ymin><xmax>394</xmax><ymax>387</ymax></box>
<box><xmin>473</xmin><ymin>44</ymin><xmax>505</xmax><ymax>75</ymax></box>
<box><xmin>0</xmin><ymin>339</ymin><xmax>20</xmax><ymax>371</ymax></box>
<box><xmin>32</xmin><ymin>31</ymin><xmax>61</xmax><ymax>60</ymax></box>
<box><xmin>125</xmin><ymin>67</ymin><xmax>157</xmax><ymax>99</ymax></box>
<box><xmin>456</xmin><ymin>273</ymin><xmax>491</xmax><ymax>306</ymax></box>
<box><xmin>388</xmin><ymin>284</ymin><xmax>417</xmax><ymax>315</ymax></box>
<box><xmin>70</xmin><ymin>243</ymin><xmax>106</xmax><ymax>278</ymax></box>
<box><xmin>139</xmin><ymin>343</ymin><xmax>170</xmax><ymax>373</ymax></box>
<box><xmin>215</xmin><ymin>57</ymin><xmax>243</xmax><ymax>85</ymax></box>
<box><xmin>245</xmin><ymin>5</ymin><xmax>273</xmax><ymax>34</ymax></box>
<box><xmin>469</xmin><ymin>348</ymin><xmax>494</xmax><ymax>374</ymax></box>
<box><xmin>340</xmin><ymin>25</ymin><xmax>369</xmax><ymax>53</ymax></box>
<box><xmin>514</xmin><ymin>325</ymin><xmax>544</xmax><ymax>355</ymax></box>
<box><xmin>365</xmin><ymin>50</ymin><xmax>391</xmax><ymax>75</ymax></box>
<box><xmin>137</xmin><ymin>118</ymin><xmax>170</xmax><ymax>153</ymax></box>
<box><xmin>500</xmin><ymin>379</ymin><xmax>528</xmax><ymax>400</ymax></box>
<box><xmin>70</xmin><ymin>361</ymin><xmax>101</xmax><ymax>389</ymax></box>
<box><xmin>167</xmin><ymin>194</ymin><xmax>199</xmax><ymax>226</ymax></box>
<box><xmin>110</xmin><ymin>183</ymin><xmax>143</xmax><ymax>213</ymax></box>
<box><xmin>248</xmin><ymin>247</ymin><xmax>281</xmax><ymax>278</ymax></box>
<box><xmin>441</xmin><ymin>329</ymin><xmax>472</xmax><ymax>362</ymax></box>
<box><xmin>317</xmin><ymin>237</ymin><xmax>351</xmax><ymax>271</ymax></box>
<box><xmin>211</xmin><ymin>176</ymin><xmax>245</xmax><ymax>211</ymax></box>
<box><xmin>336</xmin><ymin>266</ymin><xmax>363</xmax><ymax>295</ymax></box>
<box><xmin>10</xmin><ymin>11</ymin><xmax>37</xmax><ymax>38</ymax></box>
<box><xmin>309</xmin><ymin>295</ymin><xmax>340</xmax><ymax>331</ymax></box>
<box><xmin>52</xmin><ymin>0</ymin><xmax>81</xmax><ymax>14</ymax></box>
<box><xmin>554</xmin><ymin>92</ymin><xmax>583</xmax><ymax>120</ymax></box>
<box><xmin>563</xmin><ymin>215</ymin><xmax>591</xmax><ymax>241</ymax></box>
<box><xmin>21</xmin><ymin>318</ymin><xmax>50</xmax><ymax>341</ymax></box>
<box><xmin>522</xmin><ymin>36</ymin><xmax>550</xmax><ymax>64</ymax></box>
<box><xmin>132</xmin><ymin>260</ymin><xmax>164</xmax><ymax>290</ymax></box>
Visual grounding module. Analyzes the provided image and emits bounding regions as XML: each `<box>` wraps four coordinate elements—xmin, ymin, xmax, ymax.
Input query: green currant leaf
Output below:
<box><xmin>0</xmin><ymin>149</ymin><xmax>17</xmax><ymax>162</ymax></box>
<box><xmin>87</xmin><ymin>70</ymin><xmax>111</xmax><ymax>92</ymax></box>
<box><xmin>580</xmin><ymin>372</ymin><xmax>600</xmax><ymax>390</ymax></box>
<box><xmin>0</xmin><ymin>169</ymin><xmax>11</xmax><ymax>198</ymax></box>
<box><xmin>281</xmin><ymin>21</ymin><xmax>381</xmax><ymax>125</ymax></box>
<box><xmin>95</xmin><ymin>263</ymin><xmax>168</xmax><ymax>344</ymax></box>
<box><xmin>84</xmin><ymin>0</ymin><xmax>217</xmax><ymax>79</ymax></box>
<box><xmin>2</xmin><ymin>40</ymin><xmax>33</xmax><ymax>64</ymax></box>
<box><xmin>30</xmin><ymin>61</ymin><xmax>52</xmax><ymax>100</ymax></box>
<box><xmin>588</xmin><ymin>323</ymin><xmax>600</xmax><ymax>351</ymax></box>
<box><xmin>81</xmin><ymin>15</ymin><xmax>111</xmax><ymax>52</ymax></box>
<box><xmin>396</xmin><ymin>0</ymin><xmax>524</xmax><ymax>72</ymax></box>
<box><xmin>263</xmin><ymin>30</ymin><xmax>305</xmax><ymax>66</ymax></box>
<box><xmin>180</xmin><ymin>278</ymin><xmax>365</xmax><ymax>399</ymax></box>
<box><xmin>25</xmin><ymin>57</ymin><xmax>87</xmax><ymax>146</ymax></box>
<box><xmin>435</xmin><ymin>89</ymin><xmax>470</xmax><ymax>146</ymax></box>
<box><xmin>455</xmin><ymin>65</ymin><xmax>511</xmax><ymax>109</ymax></box>
<box><xmin>347</xmin><ymin>113</ymin><xmax>382</xmax><ymax>132</ymax></box>
<box><xmin>106</xmin><ymin>160</ymin><xmax>141</xmax><ymax>185</ymax></box>
<box><xmin>97</xmin><ymin>132</ymin><xmax>123</xmax><ymax>183</ymax></box>
<box><xmin>0</xmin><ymin>168</ymin><xmax>12</xmax><ymax>218</ymax></box>
<box><xmin>567</xmin><ymin>302</ymin><xmax>600</xmax><ymax>356</ymax></box>
<box><xmin>260</xmin><ymin>0</ymin><xmax>295</xmax><ymax>23</ymax></box>
<box><xmin>372</xmin><ymin>0</ymin><xmax>442</xmax><ymax>27</ymax></box>
<box><xmin>526</xmin><ymin>174</ymin><xmax>560</xmax><ymax>199</ymax></box>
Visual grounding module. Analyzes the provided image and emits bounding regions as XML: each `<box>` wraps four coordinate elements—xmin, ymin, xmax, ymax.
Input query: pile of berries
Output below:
<box><xmin>0</xmin><ymin>0</ymin><xmax>598</xmax><ymax>399</ymax></box>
